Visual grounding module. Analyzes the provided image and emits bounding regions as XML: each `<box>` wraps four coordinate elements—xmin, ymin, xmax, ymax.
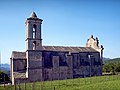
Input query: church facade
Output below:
<box><xmin>10</xmin><ymin>12</ymin><xmax>104</xmax><ymax>85</ymax></box>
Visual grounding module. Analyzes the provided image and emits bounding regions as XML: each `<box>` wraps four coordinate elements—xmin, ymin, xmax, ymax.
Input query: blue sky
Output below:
<box><xmin>0</xmin><ymin>0</ymin><xmax>120</xmax><ymax>64</ymax></box>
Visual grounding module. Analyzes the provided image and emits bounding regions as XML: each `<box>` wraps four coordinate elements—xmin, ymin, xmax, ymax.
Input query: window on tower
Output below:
<box><xmin>33</xmin><ymin>41</ymin><xmax>36</xmax><ymax>50</ymax></box>
<box><xmin>33</xmin><ymin>24</ymin><xmax>36</xmax><ymax>39</ymax></box>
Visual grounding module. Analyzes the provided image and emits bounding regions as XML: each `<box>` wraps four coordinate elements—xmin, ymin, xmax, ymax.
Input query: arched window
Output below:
<box><xmin>33</xmin><ymin>24</ymin><xmax>36</xmax><ymax>39</ymax></box>
<box><xmin>33</xmin><ymin>41</ymin><xmax>36</xmax><ymax>50</ymax></box>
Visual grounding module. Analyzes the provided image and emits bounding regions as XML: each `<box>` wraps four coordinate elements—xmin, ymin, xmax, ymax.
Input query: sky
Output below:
<box><xmin>0</xmin><ymin>0</ymin><xmax>120</xmax><ymax>64</ymax></box>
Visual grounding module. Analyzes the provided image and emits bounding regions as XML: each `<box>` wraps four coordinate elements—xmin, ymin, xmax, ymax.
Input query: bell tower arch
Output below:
<box><xmin>25</xmin><ymin>12</ymin><xmax>43</xmax><ymax>50</ymax></box>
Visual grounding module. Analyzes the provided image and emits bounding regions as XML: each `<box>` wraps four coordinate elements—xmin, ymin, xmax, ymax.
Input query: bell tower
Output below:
<box><xmin>25</xmin><ymin>12</ymin><xmax>43</xmax><ymax>82</ymax></box>
<box><xmin>25</xmin><ymin>12</ymin><xmax>43</xmax><ymax>50</ymax></box>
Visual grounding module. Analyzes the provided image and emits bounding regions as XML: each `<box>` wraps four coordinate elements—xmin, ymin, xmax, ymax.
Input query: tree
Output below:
<box><xmin>115</xmin><ymin>62</ymin><xmax>120</xmax><ymax>72</ymax></box>
<box><xmin>0</xmin><ymin>71</ymin><xmax>11</xmax><ymax>84</ymax></box>
<box><xmin>103</xmin><ymin>61</ymin><xmax>120</xmax><ymax>75</ymax></box>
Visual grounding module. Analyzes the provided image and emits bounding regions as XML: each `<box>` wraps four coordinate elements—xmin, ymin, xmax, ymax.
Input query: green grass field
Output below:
<box><xmin>1</xmin><ymin>75</ymin><xmax>120</xmax><ymax>90</ymax></box>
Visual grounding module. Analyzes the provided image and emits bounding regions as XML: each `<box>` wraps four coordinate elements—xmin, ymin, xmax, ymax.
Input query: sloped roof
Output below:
<box><xmin>42</xmin><ymin>46</ymin><xmax>98</xmax><ymax>53</ymax></box>
<box><xmin>11</xmin><ymin>46</ymin><xmax>98</xmax><ymax>59</ymax></box>
<box><xmin>13</xmin><ymin>72</ymin><xmax>26</xmax><ymax>79</ymax></box>
<box><xmin>11</xmin><ymin>51</ymin><xmax>26</xmax><ymax>59</ymax></box>
<box><xmin>27</xmin><ymin>12</ymin><xmax>43</xmax><ymax>21</ymax></box>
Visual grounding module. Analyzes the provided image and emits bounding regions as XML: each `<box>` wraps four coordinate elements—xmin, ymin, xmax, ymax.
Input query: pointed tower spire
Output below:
<box><xmin>30</xmin><ymin>12</ymin><xmax>37</xmax><ymax>18</ymax></box>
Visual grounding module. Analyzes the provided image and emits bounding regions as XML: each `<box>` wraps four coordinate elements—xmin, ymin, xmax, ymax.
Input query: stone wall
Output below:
<box><xmin>66</xmin><ymin>55</ymin><xmax>73</xmax><ymax>79</ymax></box>
<box><xmin>28</xmin><ymin>69</ymin><xmax>42</xmax><ymax>82</ymax></box>
<box><xmin>71</xmin><ymin>52</ymin><xmax>102</xmax><ymax>77</ymax></box>
<box><xmin>26</xmin><ymin>50</ymin><xmax>43</xmax><ymax>82</ymax></box>
<box><xmin>13</xmin><ymin>59</ymin><xmax>27</xmax><ymax>72</ymax></box>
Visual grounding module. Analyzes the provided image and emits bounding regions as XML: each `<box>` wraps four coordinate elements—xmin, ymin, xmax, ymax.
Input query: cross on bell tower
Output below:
<box><xmin>25</xmin><ymin>12</ymin><xmax>43</xmax><ymax>50</ymax></box>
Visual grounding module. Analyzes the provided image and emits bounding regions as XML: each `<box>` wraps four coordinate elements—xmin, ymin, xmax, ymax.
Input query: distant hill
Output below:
<box><xmin>104</xmin><ymin>58</ymin><xmax>120</xmax><ymax>64</ymax></box>
<box><xmin>103</xmin><ymin>57</ymin><xmax>110</xmax><ymax>61</ymax></box>
<box><xmin>0</xmin><ymin>64</ymin><xmax>10</xmax><ymax>77</ymax></box>
<box><xmin>1</xmin><ymin>64</ymin><xmax>10</xmax><ymax>68</ymax></box>
<box><xmin>1</xmin><ymin>64</ymin><xmax>10</xmax><ymax>71</ymax></box>
<box><xmin>103</xmin><ymin>57</ymin><xmax>110</xmax><ymax>64</ymax></box>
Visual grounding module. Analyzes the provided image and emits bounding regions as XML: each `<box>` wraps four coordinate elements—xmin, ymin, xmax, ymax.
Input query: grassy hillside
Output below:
<box><xmin>0</xmin><ymin>75</ymin><xmax>120</xmax><ymax>90</ymax></box>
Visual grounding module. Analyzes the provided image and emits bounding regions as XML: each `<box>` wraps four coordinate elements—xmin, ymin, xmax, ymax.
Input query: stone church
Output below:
<box><xmin>10</xmin><ymin>12</ymin><xmax>104</xmax><ymax>85</ymax></box>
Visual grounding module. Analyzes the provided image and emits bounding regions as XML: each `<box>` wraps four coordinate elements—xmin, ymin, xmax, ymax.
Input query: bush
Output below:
<box><xmin>0</xmin><ymin>71</ymin><xmax>11</xmax><ymax>84</ymax></box>
<box><xmin>103</xmin><ymin>61</ymin><xmax>120</xmax><ymax>74</ymax></box>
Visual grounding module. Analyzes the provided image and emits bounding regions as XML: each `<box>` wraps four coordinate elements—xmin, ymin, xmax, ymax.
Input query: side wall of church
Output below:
<box><xmin>72</xmin><ymin>52</ymin><xmax>102</xmax><ymax>78</ymax></box>
<box><xmin>11</xmin><ymin>51</ymin><xmax>102</xmax><ymax>84</ymax></box>
<box><xmin>41</xmin><ymin>51</ymin><xmax>102</xmax><ymax>81</ymax></box>
<box><xmin>42</xmin><ymin>52</ymin><xmax>70</xmax><ymax>81</ymax></box>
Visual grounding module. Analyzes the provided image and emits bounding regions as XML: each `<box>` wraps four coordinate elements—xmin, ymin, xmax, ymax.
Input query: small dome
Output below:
<box><xmin>30</xmin><ymin>12</ymin><xmax>37</xmax><ymax>18</ymax></box>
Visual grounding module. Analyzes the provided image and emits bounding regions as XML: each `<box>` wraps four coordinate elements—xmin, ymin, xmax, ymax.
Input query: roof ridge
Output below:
<box><xmin>43</xmin><ymin>45</ymin><xmax>85</xmax><ymax>48</ymax></box>
<box><xmin>42</xmin><ymin>46</ymin><xmax>98</xmax><ymax>52</ymax></box>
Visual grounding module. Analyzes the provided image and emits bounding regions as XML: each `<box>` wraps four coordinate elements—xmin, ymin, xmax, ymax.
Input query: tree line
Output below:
<box><xmin>103</xmin><ymin>58</ymin><xmax>120</xmax><ymax>75</ymax></box>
